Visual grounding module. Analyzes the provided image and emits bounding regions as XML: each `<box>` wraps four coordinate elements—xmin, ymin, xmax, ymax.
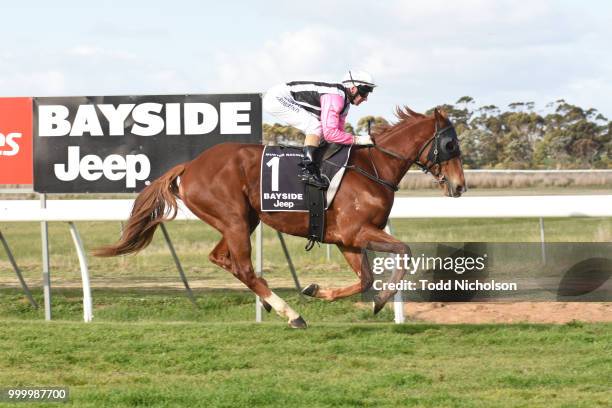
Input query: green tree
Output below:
<box><xmin>263</xmin><ymin>123</ymin><xmax>304</xmax><ymax>145</ymax></box>
<box><xmin>262</xmin><ymin>97</ymin><xmax>612</xmax><ymax>169</ymax></box>
<box><xmin>472</xmin><ymin>105</ymin><xmax>503</xmax><ymax>134</ymax></box>
<box><xmin>427</xmin><ymin>103</ymin><xmax>473</xmax><ymax>133</ymax></box>
<box><xmin>344</xmin><ymin>122</ymin><xmax>355</xmax><ymax>135</ymax></box>
<box><xmin>458</xmin><ymin>129</ymin><xmax>499</xmax><ymax>168</ymax></box>
<box><xmin>535</xmin><ymin>101</ymin><xmax>608</xmax><ymax>167</ymax></box>
<box><xmin>468</xmin><ymin>101</ymin><xmax>545</xmax><ymax>167</ymax></box>
<box><xmin>501</xmin><ymin>130</ymin><xmax>533</xmax><ymax>169</ymax></box>
<box><xmin>456</xmin><ymin>96</ymin><xmax>474</xmax><ymax>105</ymax></box>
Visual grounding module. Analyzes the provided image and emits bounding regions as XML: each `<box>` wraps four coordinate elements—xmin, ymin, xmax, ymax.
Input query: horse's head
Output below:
<box><xmin>414</xmin><ymin>108</ymin><xmax>466</xmax><ymax>197</ymax></box>
<box><xmin>369</xmin><ymin>106</ymin><xmax>466</xmax><ymax>196</ymax></box>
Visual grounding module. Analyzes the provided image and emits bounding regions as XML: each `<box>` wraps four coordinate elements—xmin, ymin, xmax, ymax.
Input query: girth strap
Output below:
<box><xmin>305</xmin><ymin>184</ymin><xmax>326</xmax><ymax>251</ymax></box>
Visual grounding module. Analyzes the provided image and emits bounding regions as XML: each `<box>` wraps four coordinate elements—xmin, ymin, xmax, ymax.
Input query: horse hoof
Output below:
<box><xmin>302</xmin><ymin>283</ymin><xmax>319</xmax><ymax>297</ymax></box>
<box><xmin>373</xmin><ymin>297</ymin><xmax>387</xmax><ymax>315</ymax></box>
<box><xmin>289</xmin><ymin>316</ymin><xmax>308</xmax><ymax>329</ymax></box>
<box><xmin>261</xmin><ymin>300</ymin><xmax>272</xmax><ymax>313</ymax></box>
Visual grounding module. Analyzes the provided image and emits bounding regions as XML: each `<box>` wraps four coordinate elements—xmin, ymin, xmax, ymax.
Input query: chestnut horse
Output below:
<box><xmin>95</xmin><ymin>107</ymin><xmax>466</xmax><ymax>328</ymax></box>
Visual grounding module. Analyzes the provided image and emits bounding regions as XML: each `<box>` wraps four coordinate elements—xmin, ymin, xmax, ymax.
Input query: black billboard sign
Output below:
<box><xmin>33</xmin><ymin>94</ymin><xmax>261</xmax><ymax>193</ymax></box>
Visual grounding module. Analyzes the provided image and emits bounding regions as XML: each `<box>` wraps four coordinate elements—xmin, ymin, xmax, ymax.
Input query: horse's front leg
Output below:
<box><xmin>302</xmin><ymin>227</ymin><xmax>411</xmax><ymax>313</ymax></box>
<box><xmin>356</xmin><ymin>227</ymin><xmax>412</xmax><ymax>314</ymax></box>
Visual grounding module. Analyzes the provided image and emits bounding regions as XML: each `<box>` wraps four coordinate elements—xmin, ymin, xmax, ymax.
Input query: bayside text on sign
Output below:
<box><xmin>34</xmin><ymin>94</ymin><xmax>261</xmax><ymax>193</ymax></box>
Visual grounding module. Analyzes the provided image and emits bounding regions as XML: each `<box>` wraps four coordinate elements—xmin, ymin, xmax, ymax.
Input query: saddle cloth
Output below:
<box><xmin>260</xmin><ymin>144</ymin><xmax>352</xmax><ymax>212</ymax></box>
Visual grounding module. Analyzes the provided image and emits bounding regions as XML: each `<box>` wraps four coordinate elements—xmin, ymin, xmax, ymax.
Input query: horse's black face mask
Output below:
<box><xmin>415</xmin><ymin>123</ymin><xmax>461</xmax><ymax>175</ymax></box>
<box><xmin>428</xmin><ymin>125</ymin><xmax>461</xmax><ymax>164</ymax></box>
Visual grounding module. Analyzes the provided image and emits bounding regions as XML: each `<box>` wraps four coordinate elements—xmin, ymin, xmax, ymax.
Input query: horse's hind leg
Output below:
<box><xmin>209</xmin><ymin>210</ymin><xmax>259</xmax><ymax>272</ymax></box>
<box><xmin>223</xmin><ymin>224</ymin><xmax>307</xmax><ymax>328</ymax></box>
<box><xmin>208</xmin><ymin>236</ymin><xmax>273</xmax><ymax>313</ymax></box>
<box><xmin>183</xmin><ymin>178</ymin><xmax>302</xmax><ymax>326</ymax></box>
<box><xmin>302</xmin><ymin>245</ymin><xmax>372</xmax><ymax>301</ymax></box>
<box><xmin>209</xmin><ymin>238</ymin><xmax>232</xmax><ymax>271</ymax></box>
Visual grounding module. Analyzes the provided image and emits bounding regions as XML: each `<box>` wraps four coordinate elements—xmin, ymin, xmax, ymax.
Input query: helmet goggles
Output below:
<box><xmin>357</xmin><ymin>85</ymin><xmax>374</xmax><ymax>97</ymax></box>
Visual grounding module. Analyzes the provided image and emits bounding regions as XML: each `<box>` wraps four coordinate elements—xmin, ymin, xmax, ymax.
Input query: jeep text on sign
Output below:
<box><xmin>33</xmin><ymin>94</ymin><xmax>262</xmax><ymax>193</ymax></box>
<box><xmin>0</xmin><ymin>98</ymin><xmax>33</xmax><ymax>184</ymax></box>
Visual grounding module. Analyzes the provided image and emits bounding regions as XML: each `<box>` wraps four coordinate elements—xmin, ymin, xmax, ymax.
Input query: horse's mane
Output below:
<box><xmin>372</xmin><ymin>106</ymin><xmax>438</xmax><ymax>139</ymax></box>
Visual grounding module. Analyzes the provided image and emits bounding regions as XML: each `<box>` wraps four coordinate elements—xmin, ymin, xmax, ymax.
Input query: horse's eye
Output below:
<box><xmin>445</xmin><ymin>140</ymin><xmax>456</xmax><ymax>151</ymax></box>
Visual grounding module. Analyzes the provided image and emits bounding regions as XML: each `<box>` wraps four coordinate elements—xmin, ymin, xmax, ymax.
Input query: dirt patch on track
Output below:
<box><xmin>403</xmin><ymin>302</ymin><xmax>612</xmax><ymax>324</ymax></box>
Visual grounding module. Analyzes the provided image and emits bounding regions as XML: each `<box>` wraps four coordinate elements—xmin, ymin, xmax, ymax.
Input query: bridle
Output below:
<box><xmin>338</xmin><ymin>122</ymin><xmax>460</xmax><ymax>192</ymax></box>
<box><xmin>412</xmin><ymin>123</ymin><xmax>460</xmax><ymax>177</ymax></box>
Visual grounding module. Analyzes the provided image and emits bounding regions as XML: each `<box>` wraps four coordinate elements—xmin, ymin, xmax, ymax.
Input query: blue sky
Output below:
<box><xmin>1</xmin><ymin>1</ymin><xmax>611</xmax><ymax>123</ymax></box>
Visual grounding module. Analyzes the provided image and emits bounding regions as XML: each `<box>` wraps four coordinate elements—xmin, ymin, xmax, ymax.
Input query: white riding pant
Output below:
<box><xmin>262</xmin><ymin>84</ymin><xmax>322</xmax><ymax>136</ymax></box>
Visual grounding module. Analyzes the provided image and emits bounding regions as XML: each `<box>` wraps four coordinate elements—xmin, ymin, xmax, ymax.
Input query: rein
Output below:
<box><xmin>336</xmin><ymin>123</ymin><xmax>453</xmax><ymax>191</ymax></box>
<box><xmin>342</xmin><ymin>156</ymin><xmax>401</xmax><ymax>191</ymax></box>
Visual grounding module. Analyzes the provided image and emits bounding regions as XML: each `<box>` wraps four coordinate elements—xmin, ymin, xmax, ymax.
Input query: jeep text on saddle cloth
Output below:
<box><xmin>34</xmin><ymin>94</ymin><xmax>262</xmax><ymax>193</ymax></box>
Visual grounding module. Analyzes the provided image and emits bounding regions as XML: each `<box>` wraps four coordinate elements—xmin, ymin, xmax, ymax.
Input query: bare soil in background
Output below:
<box><xmin>403</xmin><ymin>301</ymin><xmax>612</xmax><ymax>324</ymax></box>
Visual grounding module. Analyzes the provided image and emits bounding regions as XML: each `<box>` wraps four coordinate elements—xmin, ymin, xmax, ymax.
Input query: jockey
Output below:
<box><xmin>263</xmin><ymin>70</ymin><xmax>376</xmax><ymax>189</ymax></box>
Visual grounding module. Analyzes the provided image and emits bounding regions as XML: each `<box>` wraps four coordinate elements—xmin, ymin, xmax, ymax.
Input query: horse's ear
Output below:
<box><xmin>434</xmin><ymin>107</ymin><xmax>448</xmax><ymax>128</ymax></box>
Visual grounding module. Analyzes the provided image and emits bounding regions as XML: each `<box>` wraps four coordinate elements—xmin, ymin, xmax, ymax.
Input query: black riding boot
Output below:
<box><xmin>299</xmin><ymin>146</ymin><xmax>329</xmax><ymax>189</ymax></box>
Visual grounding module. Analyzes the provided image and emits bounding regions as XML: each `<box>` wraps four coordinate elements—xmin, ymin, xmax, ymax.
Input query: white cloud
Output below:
<box><xmin>1</xmin><ymin>1</ymin><xmax>610</xmax><ymax>119</ymax></box>
<box><xmin>69</xmin><ymin>46</ymin><xmax>101</xmax><ymax>57</ymax></box>
<box><xmin>67</xmin><ymin>45</ymin><xmax>135</xmax><ymax>60</ymax></box>
<box><xmin>210</xmin><ymin>26</ymin><xmax>347</xmax><ymax>92</ymax></box>
<box><xmin>562</xmin><ymin>77</ymin><xmax>612</xmax><ymax>117</ymax></box>
<box><xmin>0</xmin><ymin>70</ymin><xmax>66</xmax><ymax>96</ymax></box>
<box><xmin>147</xmin><ymin>70</ymin><xmax>192</xmax><ymax>93</ymax></box>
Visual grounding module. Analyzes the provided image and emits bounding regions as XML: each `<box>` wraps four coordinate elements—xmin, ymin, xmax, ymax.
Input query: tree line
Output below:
<box><xmin>263</xmin><ymin>97</ymin><xmax>612</xmax><ymax>169</ymax></box>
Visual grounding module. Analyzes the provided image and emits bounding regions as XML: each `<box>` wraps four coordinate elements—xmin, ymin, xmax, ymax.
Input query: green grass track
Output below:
<box><xmin>0</xmin><ymin>289</ymin><xmax>611</xmax><ymax>407</ymax></box>
<box><xmin>1</xmin><ymin>319</ymin><xmax>610</xmax><ymax>408</ymax></box>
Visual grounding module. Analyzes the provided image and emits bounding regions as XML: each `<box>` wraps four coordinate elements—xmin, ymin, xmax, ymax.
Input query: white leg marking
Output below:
<box><xmin>264</xmin><ymin>292</ymin><xmax>300</xmax><ymax>321</ymax></box>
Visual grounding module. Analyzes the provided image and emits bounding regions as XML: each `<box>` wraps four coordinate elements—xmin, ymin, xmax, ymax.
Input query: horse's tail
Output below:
<box><xmin>93</xmin><ymin>164</ymin><xmax>185</xmax><ymax>257</ymax></box>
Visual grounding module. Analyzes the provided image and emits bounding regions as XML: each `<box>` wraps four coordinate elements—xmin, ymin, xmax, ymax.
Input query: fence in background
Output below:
<box><xmin>1</xmin><ymin>195</ymin><xmax>612</xmax><ymax>323</ymax></box>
